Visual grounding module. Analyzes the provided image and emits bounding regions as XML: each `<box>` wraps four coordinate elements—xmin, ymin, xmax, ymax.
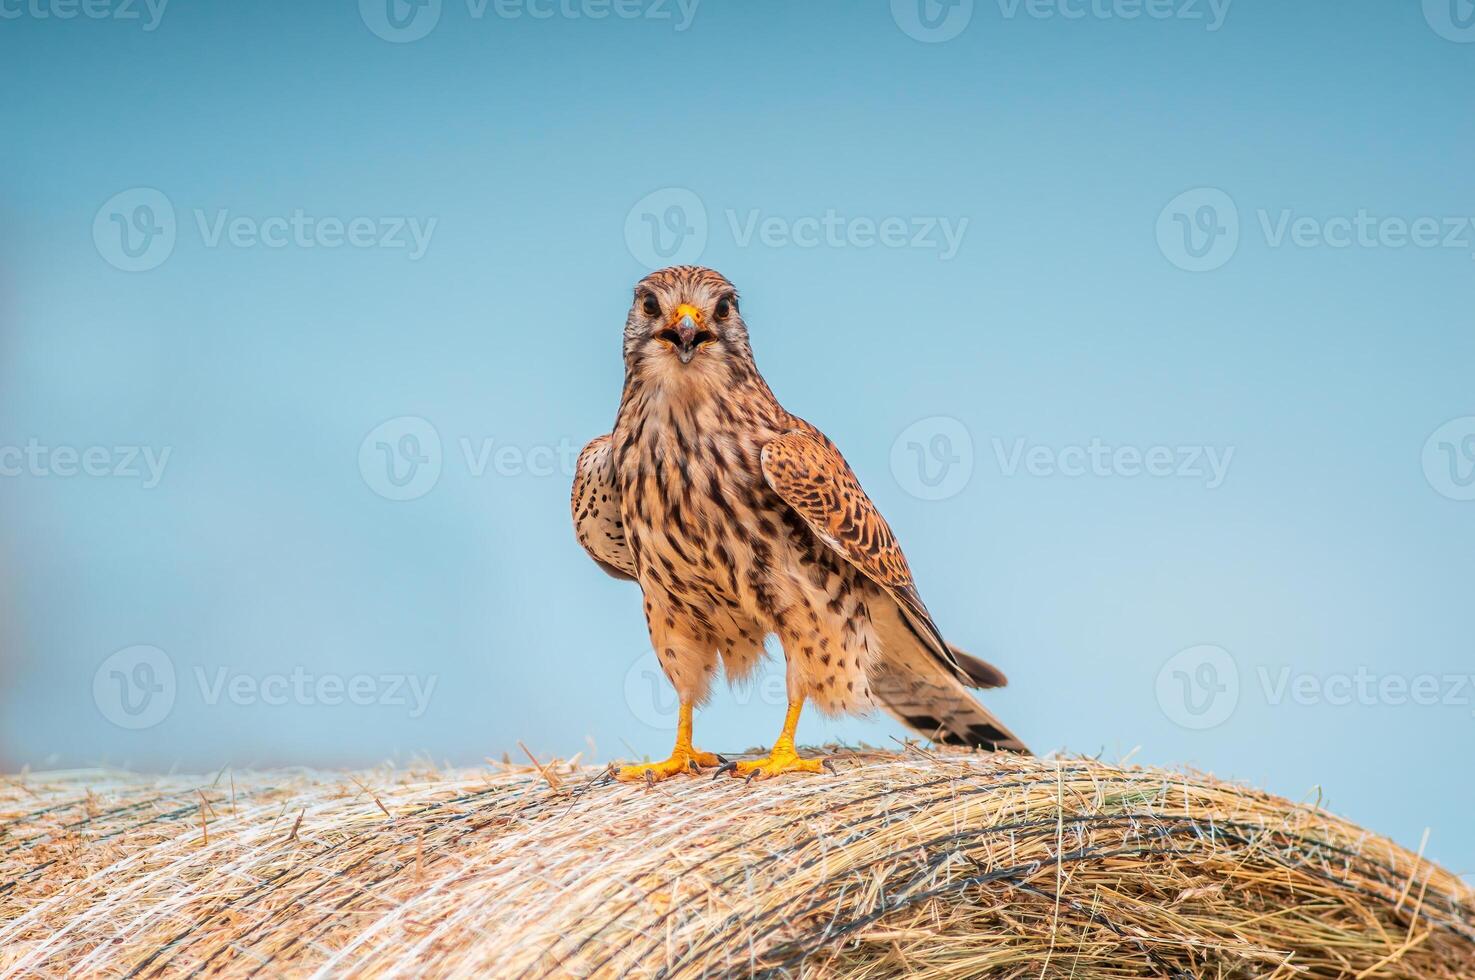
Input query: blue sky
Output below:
<box><xmin>1</xmin><ymin>0</ymin><xmax>1472</xmax><ymax>875</ymax></box>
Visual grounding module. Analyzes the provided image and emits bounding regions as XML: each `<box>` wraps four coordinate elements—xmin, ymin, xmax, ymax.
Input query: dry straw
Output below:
<box><xmin>2</xmin><ymin>748</ymin><xmax>1471</xmax><ymax>978</ymax></box>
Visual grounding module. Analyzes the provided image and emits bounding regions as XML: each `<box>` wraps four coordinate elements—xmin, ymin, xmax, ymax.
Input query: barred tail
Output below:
<box><xmin>873</xmin><ymin>606</ymin><xmax>1030</xmax><ymax>753</ymax></box>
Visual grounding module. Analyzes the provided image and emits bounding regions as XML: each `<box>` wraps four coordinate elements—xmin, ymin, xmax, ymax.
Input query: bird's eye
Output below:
<box><xmin>641</xmin><ymin>295</ymin><xmax>660</xmax><ymax>318</ymax></box>
<box><xmin>714</xmin><ymin>296</ymin><xmax>732</xmax><ymax>320</ymax></box>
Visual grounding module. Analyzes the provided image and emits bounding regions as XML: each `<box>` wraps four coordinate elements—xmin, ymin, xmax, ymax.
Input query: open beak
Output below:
<box><xmin>672</xmin><ymin>304</ymin><xmax>701</xmax><ymax>364</ymax></box>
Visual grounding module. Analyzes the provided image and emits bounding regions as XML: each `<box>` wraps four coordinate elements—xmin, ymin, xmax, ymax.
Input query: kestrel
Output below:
<box><xmin>573</xmin><ymin>266</ymin><xmax>1028</xmax><ymax>781</ymax></box>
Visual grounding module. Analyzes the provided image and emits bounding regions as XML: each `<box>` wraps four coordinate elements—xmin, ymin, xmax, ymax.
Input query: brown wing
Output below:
<box><xmin>571</xmin><ymin>435</ymin><xmax>635</xmax><ymax>581</ymax></box>
<box><xmin>760</xmin><ymin>426</ymin><xmax>964</xmax><ymax>680</ymax></box>
<box><xmin>762</xmin><ymin>426</ymin><xmax>1027</xmax><ymax>753</ymax></box>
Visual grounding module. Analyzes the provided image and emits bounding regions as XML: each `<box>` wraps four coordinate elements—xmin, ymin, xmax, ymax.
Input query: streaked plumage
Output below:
<box><xmin>572</xmin><ymin>266</ymin><xmax>1026</xmax><ymax>779</ymax></box>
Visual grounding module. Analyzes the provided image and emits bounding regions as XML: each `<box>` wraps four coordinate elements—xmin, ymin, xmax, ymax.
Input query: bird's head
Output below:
<box><xmin>623</xmin><ymin>266</ymin><xmax>753</xmax><ymax>387</ymax></box>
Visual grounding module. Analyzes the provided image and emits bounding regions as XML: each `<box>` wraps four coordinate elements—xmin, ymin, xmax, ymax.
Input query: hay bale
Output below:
<box><xmin>1</xmin><ymin>749</ymin><xmax>1470</xmax><ymax>978</ymax></box>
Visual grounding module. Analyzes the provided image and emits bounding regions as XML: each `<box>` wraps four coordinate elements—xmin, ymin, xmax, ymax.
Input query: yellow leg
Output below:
<box><xmin>616</xmin><ymin>703</ymin><xmax>724</xmax><ymax>782</ymax></box>
<box><xmin>724</xmin><ymin>700</ymin><xmax>829</xmax><ymax>780</ymax></box>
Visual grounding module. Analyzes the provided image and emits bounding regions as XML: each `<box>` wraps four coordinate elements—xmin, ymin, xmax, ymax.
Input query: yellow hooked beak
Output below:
<box><xmin>670</xmin><ymin>304</ymin><xmax>704</xmax><ymax>364</ymax></box>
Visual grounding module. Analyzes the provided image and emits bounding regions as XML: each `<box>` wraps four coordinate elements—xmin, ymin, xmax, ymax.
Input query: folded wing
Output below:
<box><xmin>571</xmin><ymin>434</ymin><xmax>636</xmax><ymax>581</ymax></box>
<box><xmin>760</xmin><ymin>425</ymin><xmax>1028</xmax><ymax>752</ymax></box>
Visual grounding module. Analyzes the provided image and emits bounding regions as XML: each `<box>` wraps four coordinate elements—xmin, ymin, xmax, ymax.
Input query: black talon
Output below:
<box><xmin>688</xmin><ymin>758</ymin><xmax>701</xmax><ymax>774</ymax></box>
<box><xmin>822</xmin><ymin>758</ymin><xmax>838</xmax><ymax>775</ymax></box>
<box><xmin>715</xmin><ymin>753</ymin><xmax>729</xmax><ymax>765</ymax></box>
<box><xmin>712</xmin><ymin>760</ymin><xmax>739</xmax><ymax>780</ymax></box>
<box><xmin>744</xmin><ymin>770</ymin><xmax>761</xmax><ymax>785</ymax></box>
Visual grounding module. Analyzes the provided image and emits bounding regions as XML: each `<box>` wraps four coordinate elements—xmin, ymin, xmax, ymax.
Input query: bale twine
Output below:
<box><xmin>1</xmin><ymin>748</ymin><xmax>1471</xmax><ymax>978</ymax></box>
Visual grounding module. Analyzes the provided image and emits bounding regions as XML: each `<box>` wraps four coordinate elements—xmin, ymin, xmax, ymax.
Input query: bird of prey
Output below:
<box><xmin>572</xmin><ymin>266</ymin><xmax>1027</xmax><ymax>781</ymax></box>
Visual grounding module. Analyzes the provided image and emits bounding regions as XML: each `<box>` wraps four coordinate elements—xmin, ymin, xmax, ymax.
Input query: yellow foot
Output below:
<box><xmin>616</xmin><ymin>747</ymin><xmax>725</xmax><ymax>783</ymax></box>
<box><xmin>719</xmin><ymin>747</ymin><xmax>832</xmax><ymax>782</ymax></box>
